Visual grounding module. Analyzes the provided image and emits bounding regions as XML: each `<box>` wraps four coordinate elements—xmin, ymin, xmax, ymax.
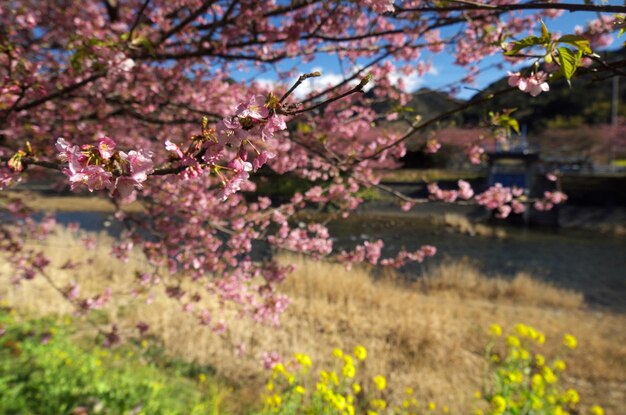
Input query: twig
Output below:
<box><xmin>280</xmin><ymin>72</ymin><xmax>321</xmax><ymax>103</ymax></box>
<box><xmin>128</xmin><ymin>0</ymin><xmax>152</xmax><ymax>42</ymax></box>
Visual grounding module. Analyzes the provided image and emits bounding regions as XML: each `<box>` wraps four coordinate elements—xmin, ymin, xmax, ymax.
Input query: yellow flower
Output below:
<box><xmin>491</xmin><ymin>395</ymin><xmax>507</xmax><ymax>414</ymax></box>
<box><xmin>373</xmin><ymin>375</ymin><xmax>387</xmax><ymax>390</ymax></box>
<box><xmin>198</xmin><ymin>373</ymin><xmax>207</xmax><ymax>383</ymax></box>
<box><xmin>342</xmin><ymin>363</ymin><xmax>356</xmax><ymax>378</ymax></box>
<box><xmin>405</xmin><ymin>387</ymin><xmax>414</xmax><ymax>395</ymax></box>
<box><xmin>294</xmin><ymin>385</ymin><xmax>306</xmax><ymax>394</ymax></box>
<box><xmin>563</xmin><ymin>334</ymin><xmax>577</xmax><ymax>350</ymax></box>
<box><xmin>543</xmin><ymin>367</ymin><xmax>558</xmax><ymax>384</ymax></box>
<box><xmin>474</xmin><ymin>410</ymin><xmax>484</xmax><ymax>415</ymax></box>
<box><xmin>564</xmin><ymin>389</ymin><xmax>580</xmax><ymax>404</ymax></box>
<box><xmin>273</xmin><ymin>363</ymin><xmax>287</xmax><ymax>376</ymax></box>
<box><xmin>295</xmin><ymin>353</ymin><xmax>312</xmax><ymax>368</ymax></box>
<box><xmin>519</xmin><ymin>348</ymin><xmax>530</xmax><ymax>360</ymax></box>
<box><xmin>428</xmin><ymin>401</ymin><xmax>436</xmax><ymax>411</ymax></box>
<box><xmin>589</xmin><ymin>405</ymin><xmax>604</xmax><ymax>415</ymax></box>
<box><xmin>474</xmin><ymin>390</ymin><xmax>482</xmax><ymax>399</ymax></box>
<box><xmin>515</xmin><ymin>323</ymin><xmax>529</xmax><ymax>337</ymax></box>
<box><xmin>354</xmin><ymin>345</ymin><xmax>367</xmax><ymax>361</ymax></box>
<box><xmin>370</xmin><ymin>399</ymin><xmax>387</xmax><ymax>410</ymax></box>
<box><xmin>352</xmin><ymin>383</ymin><xmax>361</xmax><ymax>394</ymax></box>
<box><xmin>553</xmin><ymin>359</ymin><xmax>566</xmax><ymax>372</ymax></box>
<box><xmin>507</xmin><ymin>370</ymin><xmax>523</xmax><ymax>384</ymax></box>
<box><xmin>333</xmin><ymin>395</ymin><xmax>347</xmax><ymax>410</ymax></box>
<box><xmin>535</xmin><ymin>353</ymin><xmax>545</xmax><ymax>367</ymax></box>
<box><xmin>527</xmin><ymin>325</ymin><xmax>539</xmax><ymax>340</ymax></box>
<box><xmin>268</xmin><ymin>394</ymin><xmax>282</xmax><ymax>407</ymax></box>
<box><xmin>367</xmin><ymin>411</ymin><xmax>378</xmax><ymax>415</ymax></box>
<box><xmin>507</xmin><ymin>335</ymin><xmax>520</xmax><ymax>347</ymax></box>
<box><xmin>333</xmin><ymin>348</ymin><xmax>344</xmax><ymax>358</ymax></box>
<box><xmin>489</xmin><ymin>324</ymin><xmax>503</xmax><ymax>337</ymax></box>
<box><xmin>537</xmin><ymin>332</ymin><xmax>546</xmax><ymax>344</ymax></box>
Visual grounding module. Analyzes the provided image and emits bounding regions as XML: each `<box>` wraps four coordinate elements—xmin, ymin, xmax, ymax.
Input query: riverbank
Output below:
<box><xmin>4</xmin><ymin>191</ymin><xmax>626</xmax><ymax>311</ymax></box>
<box><xmin>4</xmin><ymin>189</ymin><xmax>626</xmax><ymax>236</ymax></box>
<box><xmin>2</xmin><ymin>228</ymin><xmax>626</xmax><ymax>413</ymax></box>
<box><xmin>354</xmin><ymin>199</ymin><xmax>626</xmax><ymax>236</ymax></box>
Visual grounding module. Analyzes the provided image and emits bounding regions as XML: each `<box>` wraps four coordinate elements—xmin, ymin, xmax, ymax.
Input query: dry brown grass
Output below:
<box><xmin>379</xmin><ymin>169</ymin><xmax>485</xmax><ymax>183</ymax></box>
<box><xmin>418</xmin><ymin>259</ymin><xmax>585</xmax><ymax>309</ymax></box>
<box><xmin>437</xmin><ymin>213</ymin><xmax>508</xmax><ymax>238</ymax></box>
<box><xmin>0</xmin><ymin>191</ymin><xmax>143</xmax><ymax>212</ymax></box>
<box><xmin>1</xmin><ymin>228</ymin><xmax>625</xmax><ymax>414</ymax></box>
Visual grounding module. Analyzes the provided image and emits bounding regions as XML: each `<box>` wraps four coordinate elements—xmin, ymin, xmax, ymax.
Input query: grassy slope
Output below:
<box><xmin>1</xmin><ymin>228</ymin><xmax>625</xmax><ymax>413</ymax></box>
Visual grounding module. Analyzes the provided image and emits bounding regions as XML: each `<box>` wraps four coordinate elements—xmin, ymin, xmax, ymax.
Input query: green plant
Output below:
<box><xmin>476</xmin><ymin>324</ymin><xmax>604</xmax><ymax>415</ymax></box>
<box><xmin>0</xmin><ymin>307</ymin><xmax>222</xmax><ymax>414</ymax></box>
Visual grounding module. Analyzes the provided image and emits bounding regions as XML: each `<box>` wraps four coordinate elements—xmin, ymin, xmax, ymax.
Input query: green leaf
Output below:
<box><xmin>296</xmin><ymin>122</ymin><xmax>312</xmax><ymax>134</ymax></box>
<box><xmin>507</xmin><ymin>117</ymin><xmax>520</xmax><ymax>135</ymax></box>
<box><xmin>499</xmin><ymin>114</ymin><xmax>520</xmax><ymax>135</ymax></box>
<box><xmin>557</xmin><ymin>47</ymin><xmax>580</xmax><ymax>81</ymax></box>
<box><xmin>557</xmin><ymin>35</ymin><xmax>592</xmax><ymax>54</ymax></box>
<box><xmin>540</xmin><ymin>20</ymin><xmax>550</xmax><ymax>42</ymax></box>
<box><xmin>504</xmin><ymin>36</ymin><xmax>545</xmax><ymax>56</ymax></box>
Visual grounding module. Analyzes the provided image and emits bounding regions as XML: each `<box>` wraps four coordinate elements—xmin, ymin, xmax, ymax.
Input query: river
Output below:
<box><xmin>52</xmin><ymin>209</ymin><xmax>626</xmax><ymax>312</ymax></box>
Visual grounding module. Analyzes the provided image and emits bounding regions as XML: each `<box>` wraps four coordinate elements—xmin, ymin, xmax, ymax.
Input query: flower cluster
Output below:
<box><xmin>424</xmin><ymin>139</ymin><xmax>441</xmax><ymax>154</ymax></box>
<box><xmin>56</xmin><ymin>137</ymin><xmax>154</xmax><ymax>203</ymax></box>
<box><xmin>428</xmin><ymin>180</ymin><xmax>474</xmax><ymax>203</ymax></box>
<box><xmin>507</xmin><ymin>71</ymin><xmax>550</xmax><ymax>97</ymax></box>
<box><xmin>534</xmin><ymin>191</ymin><xmax>568</xmax><ymax>211</ymax></box>
<box><xmin>475</xmin><ymin>184</ymin><xmax>526</xmax><ymax>218</ymax></box>
<box><xmin>260</xmin><ymin>345</ymin><xmax>443</xmax><ymax>415</ymax></box>
<box><xmin>338</xmin><ymin>242</ymin><xmax>437</xmax><ymax>270</ymax></box>
<box><xmin>467</xmin><ymin>144</ymin><xmax>486</xmax><ymax>165</ymax></box>
<box><xmin>478</xmin><ymin>323</ymin><xmax>603</xmax><ymax>415</ymax></box>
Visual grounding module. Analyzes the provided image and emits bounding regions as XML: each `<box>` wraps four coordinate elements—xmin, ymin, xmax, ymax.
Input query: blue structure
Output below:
<box><xmin>486</xmin><ymin>140</ymin><xmax>541</xmax><ymax>224</ymax></box>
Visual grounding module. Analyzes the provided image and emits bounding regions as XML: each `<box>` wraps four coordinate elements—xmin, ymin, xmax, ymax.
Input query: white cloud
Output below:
<box><xmin>388</xmin><ymin>70</ymin><xmax>424</xmax><ymax>92</ymax></box>
<box><xmin>251</xmin><ymin>63</ymin><xmax>438</xmax><ymax>99</ymax></box>
<box><xmin>252</xmin><ymin>78</ymin><xmax>277</xmax><ymax>92</ymax></box>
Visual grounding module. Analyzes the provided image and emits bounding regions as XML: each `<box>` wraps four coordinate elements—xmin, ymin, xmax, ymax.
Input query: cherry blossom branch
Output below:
<box><xmin>280</xmin><ymin>71</ymin><xmax>321</xmax><ymax>103</ymax></box>
<box><xmin>280</xmin><ymin>75</ymin><xmax>372</xmax><ymax>116</ymax></box>
<box><xmin>127</xmin><ymin>0</ymin><xmax>152</xmax><ymax>42</ymax></box>
<box><xmin>159</xmin><ymin>0</ymin><xmax>217</xmax><ymax>44</ymax></box>
<box><xmin>7</xmin><ymin>71</ymin><xmax>107</xmax><ymax>113</ymax></box>
<box><xmin>396</xmin><ymin>2</ymin><xmax>626</xmax><ymax>15</ymax></box>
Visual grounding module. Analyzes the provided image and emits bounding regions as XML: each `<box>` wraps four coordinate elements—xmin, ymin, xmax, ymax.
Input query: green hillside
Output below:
<box><xmin>462</xmin><ymin>48</ymin><xmax>626</xmax><ymax>132</ymax></box>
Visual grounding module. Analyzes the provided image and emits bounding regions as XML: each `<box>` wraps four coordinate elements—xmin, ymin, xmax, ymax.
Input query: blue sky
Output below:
<box><xmin>237</xmin><ymin>1</ymin><xmax>623</xmax><ymax>100</ymax></box>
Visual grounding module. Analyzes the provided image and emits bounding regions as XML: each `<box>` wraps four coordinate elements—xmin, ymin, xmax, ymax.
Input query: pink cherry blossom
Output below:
<box><xmin>97</xmin><ymin>136</ymin><xmax>116</xmax><ymax>160</ymax></box>
<box><xmin>236</xmin><ymin>94</ymin><xmax>269</xmax><ymax>120</ymax></box>
<box><xmin>508</xmin><ymin>71</ymin><xmax>550</xmax><ymax>97</ymax></box>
